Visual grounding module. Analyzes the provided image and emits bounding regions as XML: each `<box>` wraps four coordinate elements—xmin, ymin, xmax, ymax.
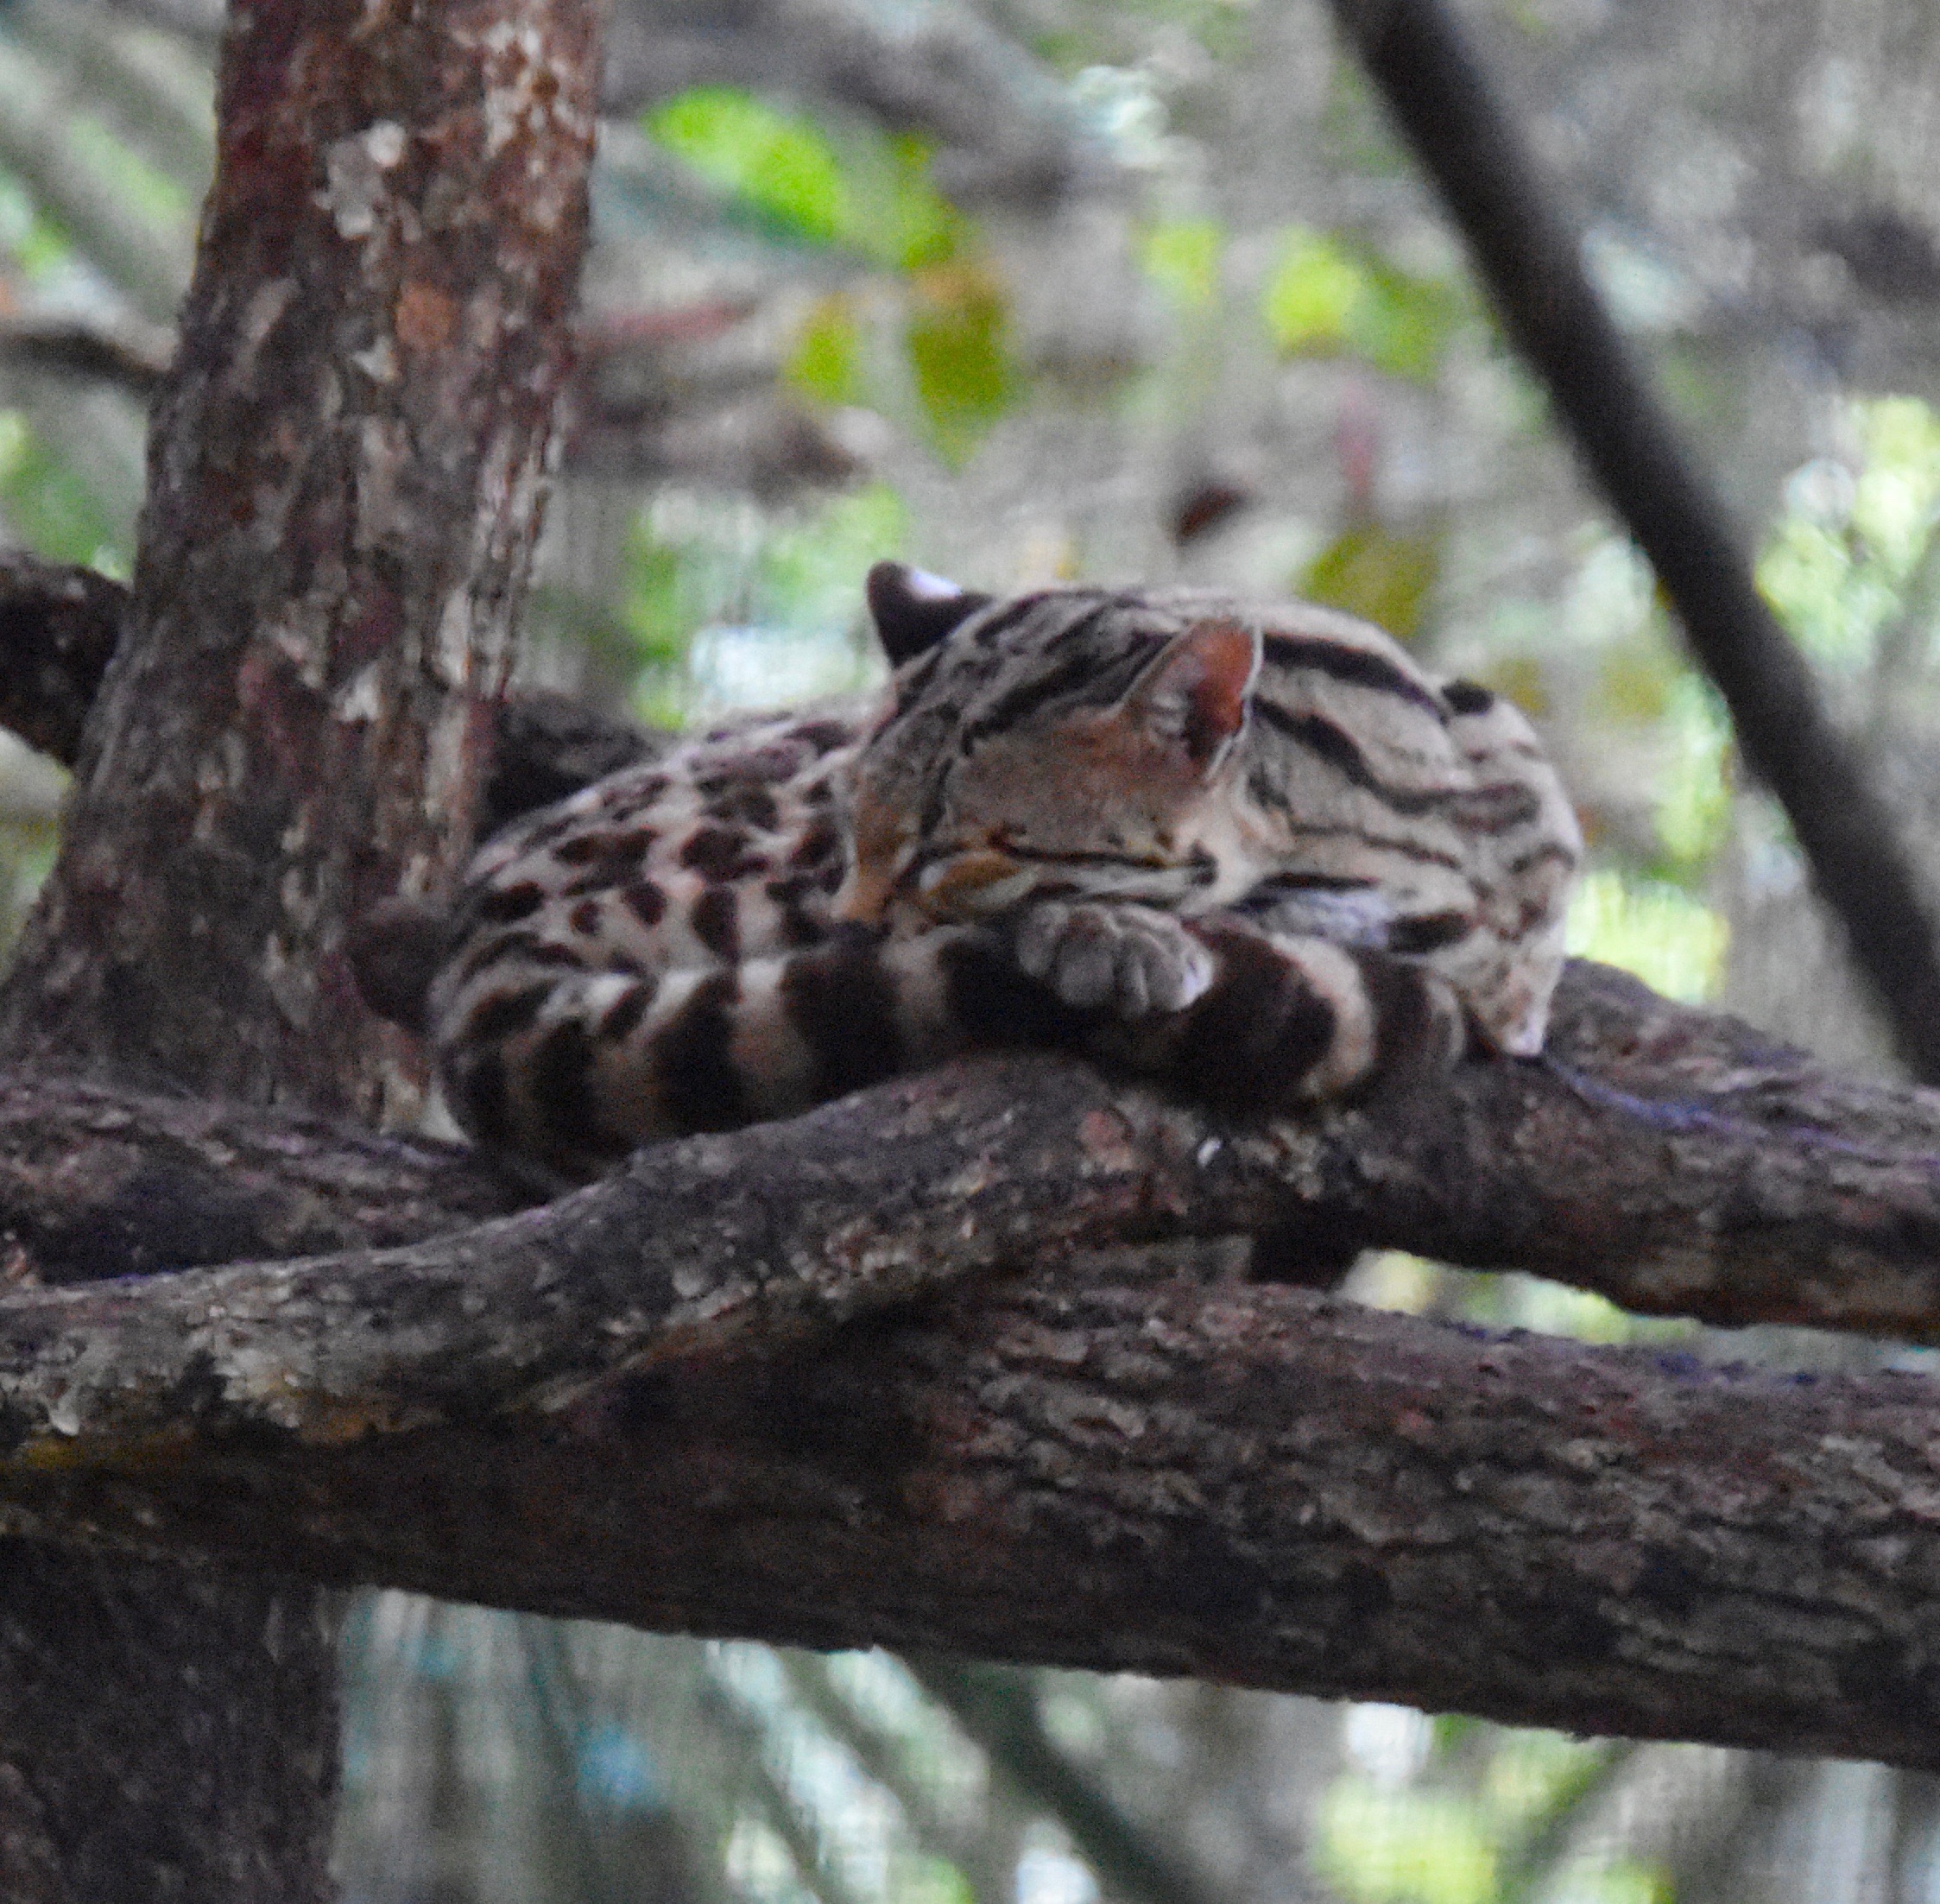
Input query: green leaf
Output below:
<box><xmin>1566</xmin><ymin>870</ymin><xmax>1727</xmax><ymax>1003</ymax></box>
<box><xmin>1318</xmin><ymin>1779</ymin><xmax>1497</xmax><ymax>1904</ymax></box>
<box><xmin>645</xmin><ymin>92</ymin><xmax>966</xmax><ymax>269</ymax></box>
<box><xmin>0</xmin><ymin>166</ymin><xmax>71</xmax><ymax>281</ymax></box>
<box><xmin>0</xmin><ymin>412</ymin><xmax>124</xmax><ymax>569</ymax></box>
<box><xmin>1262</xmin><ymin>225</ymin><xmax>1464</xmax><ymax>383</ymax></box>
<box><xmin>787</xmin><ymin>296</ymin><xmax>865</xmax><ymax>406</ymax></box>
<box><xmin>648</xmin><ymin>87</ymin><xmax>850</xmax><ymax>244</ymax></box>
<box><xmin>1139</xmin><ymin>217</ymin><xmax>1223</xmax><ymax>307</ymax></box>
<box><xmin>1262</xmin><ymin>228</ymin><xmax>1363</xmax><ymax>354</ymax></box>
<box><xmin>905</xmin><ymin>267</ymin><xmax>1019</xmax><ymax>464</ymax></box>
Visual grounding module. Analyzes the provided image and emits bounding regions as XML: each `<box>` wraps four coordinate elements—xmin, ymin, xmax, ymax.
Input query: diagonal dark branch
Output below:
<box><xmin>1330</xmin><ymin>0</ymin><xmax>1940</xmax><ymax>1083</ymax></box>
<box><xmin>910</xmin><ymin>1659</ymin><xmax>1226</xmax><ymax>1904</ymax></box>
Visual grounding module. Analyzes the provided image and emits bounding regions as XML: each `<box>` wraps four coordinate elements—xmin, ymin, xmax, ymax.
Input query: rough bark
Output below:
<box><xmin>0</xmin><ymin>971</ymin><xmax>1928</xmax><ymax>1762</ymax></box>
<box><xmin>6</xmin><ymin>958</ymin><xmax>1940</xmax><ymax>1373</ymax></box>
<box><xmin>0</xmin><ymin>0</ymin><xmax>597</xmax><ymax>1127</ymax></box>
<box><xmin>0</xmin><ymin>0</ymin><xmax>600</xmax><ymax>1891</ymax></box>
<box><xmin>4</xmin><ymin>1224</ymin><xmax>1940</xmax><ymax>1771</ymax></box>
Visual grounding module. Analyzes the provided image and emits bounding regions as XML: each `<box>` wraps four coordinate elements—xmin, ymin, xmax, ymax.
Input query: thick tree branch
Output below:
<box><xmin>4</xmin><ymin>957</ymin><xmax>1940</xmax><ymax>1460</ymax></box>
<box><xmin>1331</xmin><ymin>0</ymin><xmax>1940</xmax><ymax>1084</ymax></box>
<box><xmin>0</xmin><ymin>561</ymin><xmax>662</xmax><ymax>838</ymax></box>
<box><xmin>0</xmin><ymin>551</ymin><xmax>127</xmax><ymax>771</ymax></box>
<box><xmin>0</xmin><ymin>968</ymin><xmax>1934</xmax><ymax>1759</ymax></box>
<box><xmin>4</xmin><ymin>1224</ymin><xmax>1940</xmax><ymax>1768</ymax></box>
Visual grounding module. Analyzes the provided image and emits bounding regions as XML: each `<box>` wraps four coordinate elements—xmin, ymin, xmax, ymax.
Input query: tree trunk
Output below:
<box><xmin>0</xmin><ymin>0</ymin><xmax>599</xmax><ymax>1888</ymax></box>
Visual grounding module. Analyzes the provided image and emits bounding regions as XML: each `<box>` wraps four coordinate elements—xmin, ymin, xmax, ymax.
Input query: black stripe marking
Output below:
<box><xmin>1176</xmin><ymin>925</ymin><xmax>1337</xmax><ymax>1108</ymax></box>
<box><xmin>1267</xmin><ymin>814</ymin><xmax>1468</xmax><ymax>872</ymax></box>
<box><xmin>936</xmin><ymin>936</ymin><xmax>1077</xmax><ymax>1047</ymax></box>
<box><xmin>654</xmin><ymin>973</ymin><xmax>748</xmax><ymax>1132</ymax></box>
<box><xmin>451</xmin><ymin>930</ymin><xmax>585</xmax><ymax>989</ymax></box>
<box><xmin>1504</xmin><ymin>840</ymin><xmax>1581</xmax><ymax>879</ymax></box>
<box><xmin>1248</xmin><ymin>871</ymin><xmax>1375</xmax><ymax>894</ymax></box>
<box><xmin>1387</xmin><ymin>911</ymin><xmax>1475</xmax><ymax>956</ymax></box>
<box><xmin>529</xmin><ymin>1018</ymin><xmax>602</xmax><ymax>1151</ymax></box>
<box><xmin>462</xmin><ymin>982</ymin><xmax>555</xmax><ymax>1047</ymax></box>
<box><xmin>455</xmin><ymin>1052</ymin><xmax>513</xmax><ymax>1148</ymax></box>
<box><xmin>1350</xmin><ymin>948</ymin><xmax>1460</xmax><ymax>1085</ymax></box>
<box><xmin>598</xmin><ymin>978</ymin><xmax>655</xmax><ymax>1042</ymax></box>
<box><xmin>1447</xmin><ymin>782</ymin><xmax>1544</xmax><ymax>834</ymax></box>
<box><xmin>780</xmin><ymin>933</ymin><xmax>907</xmax><ymax>1097</ymax></box>
<box><xmin>1254</xmin><ymin>704</ymin><xmax>1452</xmax><ymax>816</ymax></box>
<box><xmin>1262</xmin><ymin>635</ymin><xmax>1445</xmax><ymax>719</ymax></box>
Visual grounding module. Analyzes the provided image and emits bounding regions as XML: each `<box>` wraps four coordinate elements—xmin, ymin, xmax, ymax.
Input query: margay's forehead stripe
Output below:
<box><xmin>1261</xmin><ymin>633</ymin><xmax>1447</xmax><ymax>719</ymax></box>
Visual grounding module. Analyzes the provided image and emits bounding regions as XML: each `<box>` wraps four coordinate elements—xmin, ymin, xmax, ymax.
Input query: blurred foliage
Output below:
<box><xmin>0</xmin><ymin>165</ymin><xmax>70</xmax><ymax>282</ymax></box>
<box><xmin>0</xmin><ymin>411</ymin><xmax>126</xmax><ymax>570</ymax></box>
<box><xmin>1299</xmin><ymin>518</ymin><xmax>1444</xmax><ymax>639</ymax></box>
<box><xmin>649</xmin><ymin>90</ymin><xmax>965</xmax><ymax>272</ymax></box>
<box><xmin>1137</xmin><ymin>217</ymin><xmax>1223</xmax><ymax>309</ymax></box>
<box><xmin>1759</xmin><ymin>396</ymin><xmax>1940</xmax><ymax>674</ymax></box>
<box><xmin>621</xmin><ymin>483</ymin><xmax>906</xmax><ymax>722</ymax></box>
<box><xmin>1262</xmin><ymin>227</ymin><xmax>1469</xmax><ymax>383</ymax></box>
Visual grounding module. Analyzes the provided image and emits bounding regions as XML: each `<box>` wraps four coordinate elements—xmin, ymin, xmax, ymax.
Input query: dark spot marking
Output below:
<box><xmin>787</xmin><ymin>815</ymin><xmax>842</xmax><ymax>872</ymax></box>
<box><xmin>463</xmin><ymin>983</ymin><xmax>555</xmax><ymax>1047</ymax></box>
<box><xmin>794</xmin><ymin>719</ymin><xmax>853</xmax><ymax>755</ymax></box>
<box><xmin>622</xmin><ymin>879</ymin><xmax>667</xmax><ymax>928</ymax></box>
<box><xmin>707</xmin><ymin>786</ymin><xmax>780</xmax><ymax>832</ymax></box>
<box><xmin>556</xmin><ymin>830</ymin><xmax>616</xmax><ymax>866</ymax></box>
<box><xmin>680</xmin><ymin>824</ymin><xmax>764</xmax><ymax>880</ymax></box>
<box><xmin>1443</xmin><ymin>680</ymin><xmax>1496</xmax><ymax>716</ymax></box>
<box><xmin>477</xmin><ymin>881</ymin><xmax>546</xmax><ymax>925</ymax></box>
<box><xmin>692</xmin><ymin>886</ymin><xmax>742</xmax><ymax>961</ymax></box>
<box><xmin>568</xmin><ymin>898</ymin><xmax>602</xmax><ymax>935</ymax></box>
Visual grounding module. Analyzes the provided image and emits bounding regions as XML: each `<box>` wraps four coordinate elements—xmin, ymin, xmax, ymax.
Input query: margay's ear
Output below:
<box><xmin>1122</xmin><ymin>618</ymin><xmax>1259</xmax><ymax>775</ymax></box>
<box><xmin>867</xmin><ymin>561</ymin><xmax>993</xmax><ymax>666</ymax></box>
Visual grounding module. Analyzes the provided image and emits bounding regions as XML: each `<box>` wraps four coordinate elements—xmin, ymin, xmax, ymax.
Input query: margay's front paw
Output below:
<box><xmin>1009</xmin><ymin>901</ymin><xmax>1215</xmax><ymax>1019</ymax></box>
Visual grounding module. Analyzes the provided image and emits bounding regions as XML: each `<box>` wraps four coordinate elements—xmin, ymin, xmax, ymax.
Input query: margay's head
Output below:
<box><xmin>835</xmin><ymin>562</ymin><xmax>1264</xmax><ymax>931</ymax></box>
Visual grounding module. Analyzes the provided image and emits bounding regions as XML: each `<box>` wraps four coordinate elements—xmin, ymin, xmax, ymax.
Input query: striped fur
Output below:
<box><xmin>427</xmin><ymin>572</ymin><xmax>1580</xmax><ymax>1177</ymax></box>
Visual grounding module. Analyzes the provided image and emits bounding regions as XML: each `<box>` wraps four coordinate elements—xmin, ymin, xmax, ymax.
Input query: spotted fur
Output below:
<box><xmin>424</xmin><ymin>566</ymin><xmax>1582</xmax><ymax>1177</ymax></box>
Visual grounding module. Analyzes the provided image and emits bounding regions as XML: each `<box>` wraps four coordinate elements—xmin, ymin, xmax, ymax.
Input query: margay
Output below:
<box><xmin>413</xmin><ymin>564</ymin><xmax>1583</xmax><ymax>1179</ymax></box>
